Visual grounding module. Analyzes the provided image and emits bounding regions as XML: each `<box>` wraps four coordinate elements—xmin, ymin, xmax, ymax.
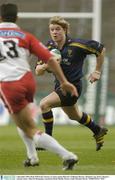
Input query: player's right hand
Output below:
<box><xmin>61</xmin><ymin>82</ymin><xmax>78</xmax><ymax>97</ymax></box>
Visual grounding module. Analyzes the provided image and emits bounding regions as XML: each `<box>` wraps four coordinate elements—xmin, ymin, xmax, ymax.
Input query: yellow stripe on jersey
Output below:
<box><xmin>69</xmin><ymin>42</ymin><xmax>100</xmax><ymax>56</ymax></box>
<box><xmin>84</xmin><ymin>115</ymin><xmax>91</xmax><ymax>125</ymax></box>
<box><xmin>42</xmin><ymin>118</ymin><xmax>53</xmax><ymax>123</ymax></box>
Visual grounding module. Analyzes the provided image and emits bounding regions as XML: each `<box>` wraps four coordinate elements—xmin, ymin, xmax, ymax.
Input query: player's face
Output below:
<box><xmin>49</xmin><ymin>24</ymin><xmax>66</xmax><ymax>43</ymax></box>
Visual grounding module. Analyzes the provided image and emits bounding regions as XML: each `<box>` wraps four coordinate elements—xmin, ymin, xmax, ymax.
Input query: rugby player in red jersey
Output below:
<box><xmin>0</xmin><ymin>4</ymin><xmax>78</xmax><ymax>170</ymax></box>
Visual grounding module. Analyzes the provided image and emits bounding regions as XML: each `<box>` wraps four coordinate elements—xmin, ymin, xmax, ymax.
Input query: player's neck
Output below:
<box><xmin>56</xmin><ymin>36</ymin><xmax>66</xmax><ymax>50</ymax></box>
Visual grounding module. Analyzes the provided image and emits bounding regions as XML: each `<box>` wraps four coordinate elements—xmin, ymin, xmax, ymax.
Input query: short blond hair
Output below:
<box><xmin>49</xmin><ymin>16</ymin><xmax>70</xmax><ymax>34</ymax></box>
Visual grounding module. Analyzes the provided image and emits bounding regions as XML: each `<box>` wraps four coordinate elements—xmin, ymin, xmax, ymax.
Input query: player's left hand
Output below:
<box><xmin>61</xmin><ymin>82</ymin><xmax>78</xmax><ymax>97</ymax></box>
<box><xmin>35</xmin><ymin>64</ymin><xmax>47</xmax><ymax>76</ymax></box>
<box><xmin>88</xmin><ymin>71</ymin><xmax>101</xmax><ymax>83</ymax></box>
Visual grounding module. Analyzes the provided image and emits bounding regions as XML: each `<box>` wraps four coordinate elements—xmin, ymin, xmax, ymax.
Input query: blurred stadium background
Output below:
<box><xmin>0</xmin><ymin>0</ymin><xmax>115</xmax><ymax>126</ymax></box>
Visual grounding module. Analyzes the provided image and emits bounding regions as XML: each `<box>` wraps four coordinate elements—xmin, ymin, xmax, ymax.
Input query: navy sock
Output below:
<box><xmin>42</xmin><ymin>110</ymin><xmax>53</xmax><ymax>136</ymax></box>
<box><xmin>79</xmin><ymin>112</ymin><xmax>101</xmax><ymax>134</ymax></box>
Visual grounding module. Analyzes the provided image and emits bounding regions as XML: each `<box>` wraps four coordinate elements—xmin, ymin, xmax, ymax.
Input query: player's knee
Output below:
<box><xmin>40</xmin><ymin>99</ymin><xmax>50</xmax><ymax>112</ymax></box>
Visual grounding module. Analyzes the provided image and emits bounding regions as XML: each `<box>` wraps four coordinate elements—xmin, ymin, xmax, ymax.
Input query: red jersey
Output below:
<box><xmin>0</xmin><ymin>22</ymin><xmax>52</xmax><ymax>81</ymax></box>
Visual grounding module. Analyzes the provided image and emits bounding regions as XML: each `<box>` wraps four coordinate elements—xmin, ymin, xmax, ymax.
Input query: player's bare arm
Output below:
<box><xmin>88</xmin><ymin>48</ymin><xmax>105</xmax><ymax>83</ymax></box>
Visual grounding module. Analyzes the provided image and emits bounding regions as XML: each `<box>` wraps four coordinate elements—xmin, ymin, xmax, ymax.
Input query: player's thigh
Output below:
<box><xmin>62</xmin><ymin>104</ymin><xmax>82</xmax><ymax>120</ymax></box>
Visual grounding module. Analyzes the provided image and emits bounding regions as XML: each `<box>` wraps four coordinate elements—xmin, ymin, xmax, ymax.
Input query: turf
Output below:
<box><xmin>0</xmin><ymin>124</ymin><xmax>115</xmax><ymax>175</ymax></box>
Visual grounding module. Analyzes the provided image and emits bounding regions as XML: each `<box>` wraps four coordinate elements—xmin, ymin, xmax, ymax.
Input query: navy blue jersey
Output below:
<box><xmin>46</xmin><ymin>36</ymin><xmax>104</xmax><ymax>86</ymax></box>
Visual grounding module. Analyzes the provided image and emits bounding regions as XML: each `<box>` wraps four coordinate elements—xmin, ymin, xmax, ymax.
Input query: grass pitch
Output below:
<box><xmin>0</xmin><ymin>124</ymin><xmax>115</xmax><ymax>175</ymax></box>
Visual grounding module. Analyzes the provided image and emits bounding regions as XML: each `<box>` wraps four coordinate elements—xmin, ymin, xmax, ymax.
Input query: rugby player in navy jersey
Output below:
<box><xmin>35</xmin><ymin>16</ymin><xmax>108</xmax><ymax>151</ymax></box>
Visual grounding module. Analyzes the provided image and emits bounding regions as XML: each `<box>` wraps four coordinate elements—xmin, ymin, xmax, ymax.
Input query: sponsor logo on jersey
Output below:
<box><xmin>0</xmin><ymin>30</ymin><xmax>25</xmax><ymax>38</ymax></box>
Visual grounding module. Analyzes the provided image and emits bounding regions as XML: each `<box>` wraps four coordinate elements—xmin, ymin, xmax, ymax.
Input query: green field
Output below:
<box><xmin>0</xmin><ymin>124</ymin><xmax>115</xmax><ymax>175</ymax></box>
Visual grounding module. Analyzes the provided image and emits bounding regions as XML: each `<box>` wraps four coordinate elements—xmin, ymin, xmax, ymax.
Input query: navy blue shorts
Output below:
<box><xmin>55</xmin><ymin>80</ymin><xmax>82</xmax><ymax>106</ymax></box>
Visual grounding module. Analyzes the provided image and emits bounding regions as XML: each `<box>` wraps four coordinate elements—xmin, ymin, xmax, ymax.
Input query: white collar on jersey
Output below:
<box><xmin>0</xmin><ymin>22</ymin><xmax>20</xmax><ymax>29</ymax></box>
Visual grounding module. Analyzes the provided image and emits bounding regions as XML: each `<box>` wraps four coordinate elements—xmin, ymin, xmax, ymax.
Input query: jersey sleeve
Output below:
<box><xmin>81</xmin><ymin>39</ymin><xmax>104</xmax><ymax>57</ymax></box>
<box><xmin>28</xmin><ymin>33</ymin><xmax>52</xmax><ymax>63</ymax></box>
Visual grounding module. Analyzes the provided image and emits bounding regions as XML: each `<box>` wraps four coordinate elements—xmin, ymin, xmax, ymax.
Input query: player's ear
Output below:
<box><xmin>63</xmin><ymin>28</ymin><xmax>67</xmax><ymax>35</ymax></box>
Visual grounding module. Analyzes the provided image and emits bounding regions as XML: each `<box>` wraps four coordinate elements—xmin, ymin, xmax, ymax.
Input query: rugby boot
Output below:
<box><xmin>93</xmin><ymin>127</ymin><xmax>108</xmax><ymax>151</ymax></box>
